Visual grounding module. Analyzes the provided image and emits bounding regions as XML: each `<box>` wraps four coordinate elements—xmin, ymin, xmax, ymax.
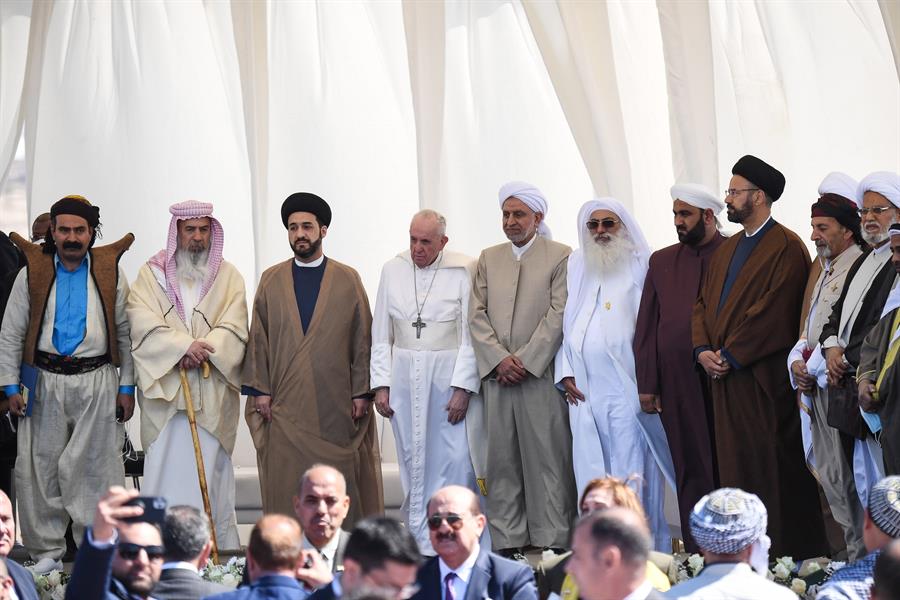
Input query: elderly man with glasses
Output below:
<box><xmin>410</xmin><ymin>485</ymin><xmax>536</xmax><ymax>600</ymax></box>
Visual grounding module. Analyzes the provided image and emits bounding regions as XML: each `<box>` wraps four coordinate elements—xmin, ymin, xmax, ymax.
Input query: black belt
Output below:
<box><xmin>35</xmin><ymin>351</ymin><xmax>109</xmax><ymax>375</ymax></box>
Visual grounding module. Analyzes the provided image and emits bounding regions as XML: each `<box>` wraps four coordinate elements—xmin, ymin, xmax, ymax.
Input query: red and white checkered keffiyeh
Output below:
<box><xmin>148</xmin><ymin>200</ymin><xmax>224</xmax><ymax>324</ymax></box>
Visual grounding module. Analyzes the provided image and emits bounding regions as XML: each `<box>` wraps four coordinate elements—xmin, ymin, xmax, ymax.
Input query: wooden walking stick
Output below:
<box><xmin>180</xmin><ymin>362</ymin><xmax>219</xmax><ymax>564</ymax></box>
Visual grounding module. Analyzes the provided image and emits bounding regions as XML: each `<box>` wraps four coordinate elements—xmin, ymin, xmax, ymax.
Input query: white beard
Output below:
<box><xmin>583</xmin><ymin>230</ymin><xmax>635</xmax><ymax>277</ymax></box>
<box><xmin>175</xmin><ymin>248</ymin><xmax>209</xmax><ymax>284</ymax></box>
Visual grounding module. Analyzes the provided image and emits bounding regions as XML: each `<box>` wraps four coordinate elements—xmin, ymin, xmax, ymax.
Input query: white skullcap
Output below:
<box><xmin>670</xmin><ymin>183</ymin><xmax>725</xmax><ymax>214</ymax></box>
<box><xmin>499</xmin><ymin>181</ymin><xmax>552</xmax><ymax>239</ymax></box>
<box><xmin>818</xmin><ymin>172</ymin><xmax>861</xmax><ymax>207</ymax></box>
<box><xmin>690</xmin><ymin>488</ymin><xmax>767</xmax><ymax>554</ymax></box>
<box><xmin>859</xmin><ymin>171</ymin><xmax>900</xmax><ymax>208</ymax></box>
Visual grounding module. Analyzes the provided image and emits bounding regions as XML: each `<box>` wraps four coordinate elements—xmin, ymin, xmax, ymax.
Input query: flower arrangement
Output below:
<box><xmin>31</xmin><ymin>569</ymin><xmax>69</xmax><ymax>600</ymax></box>
<box><xmin>200</xmin><ymin>555</ymin><xmax>245</xmax><ymax>588</ymax></box>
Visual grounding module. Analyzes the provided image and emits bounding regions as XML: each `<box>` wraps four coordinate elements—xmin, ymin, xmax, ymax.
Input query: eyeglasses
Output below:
<box><xmin>117</xmin><ymin>542</ymin><xmax>165</xmax><ymax>561</ymax></box>
<box><xmin>426</xmin><ymin>513</ymin><xmax>466</xmax><ymax>531</ymax></box>
<box><xmin>724</xmin><ymin>188</ymin><xmax>759</xmax><ymax>198</ymax></box>
<box><xmin>586</xmin><ymin>219</ymin><xmax>620</xmax><ymax>231</ymax></box>
<box><xmin>858</xmin><ymin>206</ymin><xmax>896</xmax><ymax>216</ymax></box>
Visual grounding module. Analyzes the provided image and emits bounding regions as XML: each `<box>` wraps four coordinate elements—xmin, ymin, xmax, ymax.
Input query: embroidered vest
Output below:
<box><xmin>10</xmin><ymin>232</ymin><xmax>134</xmax><ymax>366</ymax></box>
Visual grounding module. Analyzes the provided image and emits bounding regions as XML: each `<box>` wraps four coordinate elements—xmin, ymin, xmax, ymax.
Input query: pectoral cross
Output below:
<box><xmin>412</xmin><ymin>315</ymin><xmax>427</xmax><ymax>339</ymax></box>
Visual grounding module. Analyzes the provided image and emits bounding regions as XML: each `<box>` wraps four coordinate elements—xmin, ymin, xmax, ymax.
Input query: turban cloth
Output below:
<box><xmin>858</xmin><ymin>171</ymin><xmax>900</xmax><ymax>208</ymax></box>
<box><xmin>148</xmin><ymin>200</ymin><xmax>224</xmax><ymax>324</ymax></box>
<box><xmin>670</xmin><ymin>183</ymin><xmax>725</xmax><ymax>214</ymax></box>
<box><xmin>281</xmin><ymin>192</ymin><xmax>332</xmax><ymax>228</ymax></box>
<box><xmin>732</xmin><ymin>155</ymin><xmax>785</xmax><ymax>201</ymax></box>
<box><xmin>819</xmin><ymin>172</ymin><xmax>861</xmax><ymax>208</ymax></box>
<box><xmin>869</xmin><ymin>476</ymin><xmax>900</xmax><ymax>537</ymax></box>
<box><xmin>50</xmin><ymin>195</ymin><xmax>100</xmax><ymax>227</ymax></box>
<box><xmin>690</xmin><ymin>488</ymin><xmax>768</xmax><ymax>554</ymax></box>
<box><xmin>498</xmin><ymin>181</ymin><xmax>552</xmax><ymax>239</ymax></box>
<box><xmin>811</xmin><ymin>193</ymin><xmax>861</xmax><ymax>234</ymax></box>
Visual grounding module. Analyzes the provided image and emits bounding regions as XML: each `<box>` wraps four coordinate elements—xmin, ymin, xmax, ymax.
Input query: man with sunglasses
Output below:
<box><xmin>411</xmin><ymin>485</ymin><xmax>536</xmax><ymax>600</ymax></box>
<box><xmin>67</xmin><ymin>486</ymin><xmax>166</xmax><ymax>600</ymax></box>
<box><xmin>692</xmin><ymin>155</ymin><xmax>826</xmax><ymax>558</ymax></box>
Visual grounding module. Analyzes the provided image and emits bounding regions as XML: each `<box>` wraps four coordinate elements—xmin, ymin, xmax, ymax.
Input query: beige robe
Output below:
<box><xmin>242</xmin><ymin>258</ymin><xmax>383</xmax><ymax>524</ymax></box>
<box><xmin>469</xmin><ymin>235</ymin><xmax>576</xmax><ymax>550</ymax></box>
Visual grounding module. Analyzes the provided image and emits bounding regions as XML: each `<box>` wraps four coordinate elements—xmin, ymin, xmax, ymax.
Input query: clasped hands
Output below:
<box><xmin>698</xmin><ymin>349</ymin><xmax>730</xmax><ymax>380</ymax></box>
<box><xmin>496</xmin><ymin>354</ymin><xmax>527</xmax><ymax>386</ymax></box>
<box><xmin>178</xmin><ymin>339</ymin><xmax>216</xmax><ymax>370</ymax></box>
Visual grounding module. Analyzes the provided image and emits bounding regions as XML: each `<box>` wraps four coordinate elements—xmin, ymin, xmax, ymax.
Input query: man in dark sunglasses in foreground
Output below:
<box><xmin>410</xmin><ymin>485</ymin><xmax>536</xmax><ymax>600</ymax></box>
<box><xmin>66</xmin><ymin>486</ymin><xmax>165</xmax><ymax>600</ymax></box>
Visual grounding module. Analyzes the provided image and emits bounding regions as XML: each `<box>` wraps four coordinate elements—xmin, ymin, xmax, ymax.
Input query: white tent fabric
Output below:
<box><xmin>0</xmin><ymin>0</ymin><xmax>897</xmax><ymax>475</ymax></box>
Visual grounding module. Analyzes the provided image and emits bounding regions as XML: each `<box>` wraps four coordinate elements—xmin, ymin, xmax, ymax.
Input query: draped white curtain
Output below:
<box><xmin>0</xmin><ymin>0</ymin><xmax>897</xmax><ymax>469</ymax></box>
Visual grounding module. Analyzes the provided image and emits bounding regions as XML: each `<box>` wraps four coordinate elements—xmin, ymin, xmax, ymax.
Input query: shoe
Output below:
<box><xmin>541</xmin><ymin>546</ymin><xmax>567</xmax><ymax>559</ymax></box>
<box><xmin>28</xmin><ymin>558</ymin><xmax>63</xmax><ymax>575</ymax></box>
<box><xmin>498</xmin><ymin>547</ymin><xmax>529</xmax><ymax>564</ymax></box>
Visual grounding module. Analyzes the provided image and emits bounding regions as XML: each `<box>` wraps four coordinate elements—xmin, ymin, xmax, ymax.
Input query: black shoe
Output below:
<box><xmin>498</xmin><ymin>547</ymin><xmax>529</xmax><ymax>563</ymax></box>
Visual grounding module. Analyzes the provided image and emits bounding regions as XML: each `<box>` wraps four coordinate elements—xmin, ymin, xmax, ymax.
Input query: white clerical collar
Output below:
<box><xmin>874</xmin><ymin>240</ymin><xmax>892</xmax><ymax>254</ymax></box>
<box><xmin>622</xmin><ymin>579</ymin><xmax>653</xmax><ymax>600</ymax></box>
<box><xmin>415</xmin><ymin>252</ymin><xmax>443</xmax><ymax>271</ymax></box>
<box><xmin>744</xmin><ymin>215</ymin><xmax>772</xmax><ymax>238</ymax></box>
<box><xmin>438</xmin><ymin>542</ymin><xmax>480</xmax><ymax>584</ymax></box>
<box><xmin>161</xmin><ymin>561</ymin><xmax>198</xmax><ymax>573</ymax></box>
<box><xmin>510</xmin><ymin>235</ymin><xmax>537</xmax><ymax>261</ymax></box>
<box><xmin>302</xmin><ymin>532</ymin><xmax>341</xmax><ymax>566</ymax></box>
<box><xmin>295</xmin><ymin>255</ymin><xmax>325</xmax><ymax>268</ymax></box>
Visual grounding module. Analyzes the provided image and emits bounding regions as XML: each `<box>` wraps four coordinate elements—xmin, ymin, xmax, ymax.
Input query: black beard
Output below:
<box><xmin>677</xmin><ymin>218</ymin><xmax>706</xmax><ymax>246</ymax></box>
<box><xmin>726</xmin><ymin>203</ymin><xmax>753</xmax><ymax>224</ymax></box>
<box><xmin>293</xmin><ymin>236</ymin><xmax>322</xmax><ymax>260</ymax></box>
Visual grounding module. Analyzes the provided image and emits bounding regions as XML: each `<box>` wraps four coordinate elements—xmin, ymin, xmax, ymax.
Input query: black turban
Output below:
<box><xmin>281</xmin><ymin>192</ymin><xmax>331</xmax><ymax>228</ymax></box>
<box><xmin>732</xmin><ymin>155</ymin><xmax>786</xmax><ymax>201</ymax></box>
<box><xmin>50</xmin><ymin>195</ymin><xmax>100</xmax><ymax>227</ymax></box>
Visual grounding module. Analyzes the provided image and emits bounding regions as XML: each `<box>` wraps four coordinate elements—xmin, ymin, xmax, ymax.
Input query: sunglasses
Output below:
<box><xmin>586</xmin><ymin>219</ymin><xmax>620</xmax><ymax>231</ymax></box>
<box><xmin>118</xmin><ymin>542</ymin><xmax>165</xmax><ymax>561</ymax></box>
<box><xmin>426</xmin><ymin>513</ymin><xmax>465</xmax><ymax>531</ymax></box>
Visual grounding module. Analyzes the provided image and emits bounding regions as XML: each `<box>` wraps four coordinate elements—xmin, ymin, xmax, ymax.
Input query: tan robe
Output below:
<box><xmin>469</xmin><ymin>235</ymin><xmax>576</xmax><ymax>550</ymax></box>
<box><xmin>242</xmin><ymin>258</ymin><xmax>383</xmax><ymax>524</ymax></box>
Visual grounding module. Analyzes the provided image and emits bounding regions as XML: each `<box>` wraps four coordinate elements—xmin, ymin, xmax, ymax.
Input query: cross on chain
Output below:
<box><xmin>411</xmin><ymin>315</ymin><xmax>427</xmax><ymax>339</ymax></box>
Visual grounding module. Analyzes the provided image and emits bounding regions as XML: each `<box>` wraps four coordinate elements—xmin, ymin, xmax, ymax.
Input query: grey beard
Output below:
<box><xmin>862</xmin><ymin>216</ymin><xmax>897</xmax><ymax>246</ymax></box>
<box><xmin>175</xmin><ymin>249</ymin><xmax>209</xmax><ymax>283</ymax></box>
<box><xmin>583</xmin><ymin>231</ymin><xmax>635</xmax><ymax>277</ymax></box>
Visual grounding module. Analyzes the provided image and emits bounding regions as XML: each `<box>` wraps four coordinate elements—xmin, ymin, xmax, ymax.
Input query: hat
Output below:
<box><xmin>670</xmin><ymin>183</ymin><xmax>725</xmax><ymax>214</ymax></box>
<box><xmin>690</xmin><ymin>488</ymin><xmax>768</xmax><ymax>554</ymax></box>
<box><xmin>50</xmin><ymin>195</ymin><xmax>100</xmax><ymax>228</ymax></box>
<box><xmin>869</xmin><ymin>476</ymin><xmax>900</xmax><ymax>537</ymax></box>
<box><xmin>811</xmin><ymin>193</ymin><xmax>861</xmax><ymax>237</ymax></box>
<box><xmin>732</xmin><ymin>155</ymin><xmax>786</xmax><ymax>201</ymax></box>
<box><xmin>818</xmin><ymin>172</ymin><xmax>861</xmax><ymax>208</ymax></box>
<box><xmin>281</xmin><ymin>193</ymin><xmax>332</xmax><ymax>228</ymax></box>
<box><xmin>858</xmin><ymin>172</ymin><xmax>900</xmax><ymax>209</ymax></box>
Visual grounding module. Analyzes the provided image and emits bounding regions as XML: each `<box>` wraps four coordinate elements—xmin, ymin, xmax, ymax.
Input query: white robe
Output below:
<box><xmin>370</xmin><ymin>250</ymin><xmax>482</xmax><ymax>552</ymax></box>
<box><xmin>555</xmin><ymin>250</ymin><xmax>675</xmax><ymax>550</ymax></box>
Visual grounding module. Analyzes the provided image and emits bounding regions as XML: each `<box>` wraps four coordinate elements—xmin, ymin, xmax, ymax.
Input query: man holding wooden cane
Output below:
<box><xmin>127</xmin><ymin>200</ymin><xmax>248</xmax><ymax>551</ymax></box>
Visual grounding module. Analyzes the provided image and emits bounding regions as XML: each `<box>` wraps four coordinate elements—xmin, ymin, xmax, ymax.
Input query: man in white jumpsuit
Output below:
<box><xmin>372</xmin><ymin>210</ymin><xmax>481</xmax><ymax>552</ymax></box>
<box><xmin>127</xmin><ymin>200</ymin><xmax>248</xmax><ymax>550</ymax></box>
<box><xmin>0</xmin><ymin>195</ymin><xmax>134</xmax><ymax>573</ymax></box>
<box><xmin>556</xmin><ymin>197</ymin><xmax>675</xmax><ymax>550</ymax></box>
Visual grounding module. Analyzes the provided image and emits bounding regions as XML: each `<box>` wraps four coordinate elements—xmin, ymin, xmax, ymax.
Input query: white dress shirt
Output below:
<box><xmin>438</xmin><ymin>543</ymin><xmax>480</xmax><ymax>600</ymax></box>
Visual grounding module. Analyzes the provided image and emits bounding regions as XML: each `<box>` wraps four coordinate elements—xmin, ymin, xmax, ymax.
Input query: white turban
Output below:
<box><xmin>818</xmin><ymin>172</ymin><xmax>860</xmax><ymax>207</ymax></box>
<box><xmin>858</xmin><ymin>171</ymin><xmax>900</xmax><ymax>208</ymax></box>
<box><xmin>499</xmin><ymin>181</ymin><xmax>552</xmax><ymax>239</ymax></box>
<box><xmin>670</xmin><ymin>183</ymin><xmax>725</xmax><ymax>214</ymax></box>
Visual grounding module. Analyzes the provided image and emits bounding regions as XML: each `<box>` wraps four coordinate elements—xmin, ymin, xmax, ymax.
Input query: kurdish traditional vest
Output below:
<box><xmin>10</xmin><ymin>232</ymin><xmax>134</xmax><ymax>366</ymax></box>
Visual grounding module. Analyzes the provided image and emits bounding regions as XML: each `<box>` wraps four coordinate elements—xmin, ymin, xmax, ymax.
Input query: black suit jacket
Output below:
<box><xmin>152</xmin><ymin>566</ymin><xmax>229</xmax><ymax>600</ymax></box>
<box><xmin>238</xmin><ymin>529</ymin><xmax>351</xmax><ymax>588</ymax></box>
<box><xmin>412</xmin><ymin>548</ymin><xmax>537</xmax><ymax>600</ymax></box>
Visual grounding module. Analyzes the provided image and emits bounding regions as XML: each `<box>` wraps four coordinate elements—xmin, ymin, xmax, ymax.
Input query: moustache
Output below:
<box><xmin>62</xmin><ymin>241</ymin><xmax>83</xmax><ymax>250</ymax></box>
<box><xmin>436</xmin><ymin>531</ymin><xmax>457</xmax><ymax>542</ymax></box>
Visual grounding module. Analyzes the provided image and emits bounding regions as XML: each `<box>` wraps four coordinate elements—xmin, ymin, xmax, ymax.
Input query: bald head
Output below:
<box><xmin>299</xmin><ymin>464</ymin><xmax>347</xmax><ymax>496</ymax></box>
<box><xmin>294</xmin><ymin>464</ymin><xmax>351</xmax><ymax>549</ymax></box>
<box><xmin>427</xmin><ymin>485</ymin><xmax>480</xmax><ymax>517</ymax></box>
<box><xmin>0</xmin><ymin>492</ymin><xmax>13</xmax><ymax>557</ymax></box>
<box><xmin>248</xmin><ymin>515</ymin><xmax>303</xmax><ymax>575</ymax></box>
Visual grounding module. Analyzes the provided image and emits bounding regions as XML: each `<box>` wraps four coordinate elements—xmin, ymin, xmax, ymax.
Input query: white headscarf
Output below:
<box><xmin>498</xmin><ymin>181</ymin><xmax>552</xmax><ymax>239</ymax></box>
<box><xmin>576</xmin><ymin>197</ymin><xmax>651</xmax><ymax>281</ymax></box>
<box><xmin>858</xmin><ymin>171</ymin><xmax>900</xmax><ymax>208</ymax></box>
<box><xmin>818</xmin><ymin>171</ymin><xmax>860</xmax><ymax>207</ymax></box>
<box><xmin>670</xmin><ymin>183</ymin><xmax>725</xmax><ymax>214</ymax></box>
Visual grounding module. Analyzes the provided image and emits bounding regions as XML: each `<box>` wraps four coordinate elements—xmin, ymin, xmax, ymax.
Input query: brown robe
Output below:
<box><xmin>242</xmin><ymin>258</ymin><xmax>383</xmax><ymax>524</ymax></box>
<box><xmin>857</xmin><ymin>307</ymin><xmax>900</xmax><ymax>475</ymax></box>
<box><xmin>691</xmin><ymin>221</ymin><xmax>827</xmax><ymax>557</ymax></box>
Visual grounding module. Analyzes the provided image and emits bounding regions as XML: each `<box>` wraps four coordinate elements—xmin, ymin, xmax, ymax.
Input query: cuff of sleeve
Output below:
<box><xmin>118</xmin><ymin>385</ymin><xmax>135</xmax><ymax>395</ymax></box>
<box><xmin>241</xmin><ymin>385</ymin><xmax>268</xmax><ymax>397</ymax></box>
<box><xmin>3</xmin><ymin>385</ymin><xmax>19</xmax><ymax>397</ymax></box>
<box><xmin>693</xmin><ymin>345</ymin><xmax>712</xmax><ymax>363</ymax></box>
<box><xmin>720</xmin><ymin>348</ymin><xmax>743</xmax><ymax>370</ymax></box>
<box><xmin>87</xmin><ymin>527</ymin><xmax>118</xmax><ymax>548</ymax></box>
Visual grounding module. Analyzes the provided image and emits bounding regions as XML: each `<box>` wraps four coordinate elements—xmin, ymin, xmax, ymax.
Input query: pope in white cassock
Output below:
<box><xmin>555</xmin><ymin>198</ymin><xmax>675</xmax><ymax>550</ymax></box>
<box><xmin>127</xmin><ymin>201</ymin><xmax>248</xmax><ymax>550</ymax></box>
<box><xmin>371</xmin><ymin>210</ymin><xmax>483</xmax><ymax>552</ymax></box>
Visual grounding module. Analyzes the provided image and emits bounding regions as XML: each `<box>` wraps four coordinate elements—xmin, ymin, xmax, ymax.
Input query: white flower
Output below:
<box><xmin>49</xmin><ymin>585</ymin><xmax>66</xmax><ymax>600</ymax></box>
<box><xmin>45</xmin><ymin>570</ymin><xmax>62</xmax><ymax>587</ymax></box>
<box><xmin>776</xmin><ymin>556</ymin><xmax>796</xmax><ymax>572</ymax></box>
<box><xmin>790</xmin><ymin>578</ymin><xmax>807</xmax><ymax>595</ymax></box>
<box><xmin>773</xmin><ymin>563</ymin><xmax>791</xmax><ymax>581</ymax></box>
<box><xmin>798</xmin><ymin>561</ymin><xmax>822</xmax><ymax>578</ymax></box>
<box><xmin>222</xmin><ymin>573</ymin><xmax>239</xmax><ymax>588</ymax></box>
<box><xmin>687</xmin><ymin>554</ymin><xmax>704</xmax><ymax>574</ymax></box>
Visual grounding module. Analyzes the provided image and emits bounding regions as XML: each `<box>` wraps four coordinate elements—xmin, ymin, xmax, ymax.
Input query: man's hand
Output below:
<box><xmin>446</xmin><ymin>388</ymin><xmax>470</xmax><ymax>424</ymax></box>
<box><xmin>7</xmin><ymin>393</ymin><xmax>25</xmax><ymax>418</ymax></box>
<box><xmin>351</xmin><ymin>397</ymin><xmax>371</xmax><ymax>421</ymax></box>
<box><xmin>698</xmin><ymin>350</ymin><xmax>729</xmax><ymax>379</ymax></box>
<box><xmin>93</xmin><ymin>486</ymin><xmax>142</xmax><ymax>543</ymax></box>
<box><xmin>825</xmin><ymin>347</ymin><xmax>847</xmax><ymax>386</ymax></box>
<box><xmin>184</xmin><ymin>340</ymin><xmax>215</xmax><ymax>365</ymax></box>
<box><xmin>178</xmin><ymin>356</ymin><xmax>200</xmax><ymax>370</ymax></box>
<box><xmin>116</xmin><ymin>393</ymin><xmax>135</xmax><ymax>422</ymax></box>
<box><xmin>858</xmin><ymin>379</ymin><xmax>880</xmax><ymax>413</ymax></box>
<box><xmin>295</xmin><ymin>549</ymin><xmax>333</xmax><ymax>590</ymax></box>
<box><xmin>791</xmin><ymin>360</ymin><xmax>816</xmax><ymax>394</ymax></box>
<box><xmin>374</xmin><ymin>388</ymin><xmax>393</xmax><ymax>419</ymax></box>
<box><xmin>254</xmin><ymin>395</ymin><xmax>273</xmax><ymax>422</ymax></box>
<box><xmin>639</xmin><ymin>393</ymin><xmax>661</xmax><ymax>414</ymax></box>
<box><xmin>496</xmin><ymin>355</ymin><xmax>527</xmax><ymax>386</ymax></box>
<box><xmin>560</xmin><ymin>377</ymin><xmax>585</xmax><ymax>405</ymax></box>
